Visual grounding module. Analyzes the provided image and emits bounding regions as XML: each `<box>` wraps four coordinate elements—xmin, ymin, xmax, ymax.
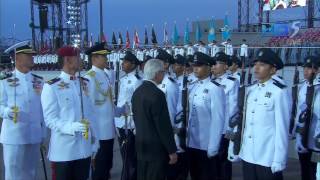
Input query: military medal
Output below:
<box><xmin>32</xmin><ymin>79</ymin><xmax>42</xmax><ymax>94</ymax></box>
<box><xmin>265</xmin><ymin>92</ymin><xmax>272</xmax><ymax>98</ymax></box>
<box><xmin>58</xmin><ymin>81</ymin><xmax>69</xmax><ymax>89</ymax></box>
<box><xmin>203</xmin><ymin>89</ymin><xmax>209</xmax><ymax>94</ymax></box>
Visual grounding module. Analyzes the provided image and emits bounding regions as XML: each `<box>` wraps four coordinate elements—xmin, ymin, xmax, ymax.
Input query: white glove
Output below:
<box><xmin>91</xmin><ymin>137</ymin><xmax>100</xmax><ymax>154</ymax></box>
<box><xmin>207</xmin><ymin>150</ymin><xmax>218</xmax><ymax>158</ymax></box>
<box><xmin>271</xmin><ymin>162</ymin><xmax>285</xmax><ymax>174</ymax></box>
<box><xmin>295</xmin><ymin>134</ymin><xmax>308</xmax><ymax>153</ymax></box>
<box><xmin>4</xmin><ymin>107</ymin><xmax>16</xmax><ymax>120</ymax></box>
<box><xmin>61</xmin><ymin>122</ymin><xmax>87</xmax><ymax>135</ymax></box>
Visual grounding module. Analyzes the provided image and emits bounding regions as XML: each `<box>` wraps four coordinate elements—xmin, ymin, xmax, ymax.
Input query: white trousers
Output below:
<box><xmin>2</xmin><ymin>143</ymin><xmax>40</xmax><ymax>180</ymax></box>
<box><xmin>317</xmin><ymin>162</ymin><xmax>320</xmax><ymax>180</ymax></box>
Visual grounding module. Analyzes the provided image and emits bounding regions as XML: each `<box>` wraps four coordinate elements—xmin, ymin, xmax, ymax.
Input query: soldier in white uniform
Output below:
<box><xmin>221</xmin><ymin>39</ymin><xmax>233</xmax><ymax>57</ymax></box>
<box><xmin>0</xmin><ymin>43</ymin><xmax>46</xmax><ymax>180</ymax></box>
<box><xmin>167</xmin><ymin>54</ymin><xmax>189</xmax><ymax>180</ymax></box>
<box><xmin>114</xmin><ymin>51</ymin><xmax>142</xmax><ymax>180</ymax></box>
<box><xmin>240</xmin><ymin>39</ymin><xmax>248</xmax><ymax>64</ymax></box>
<box><xmin>187</xmin><ymin>52</ymin><xmax>226</xmax><ymax>180</ymax></box>
<box><xmin>239</xmin><ymin>49</ymin><xmax>291</xmax><ymax>180</ymax></box>
<box><xmin>211</xmin><ymin>52</ymin><xmax>239</xmax><ymax>180</ymax></box>
<box><xmin>228</xmin><ymin>55</ymin><xmax>242</xmax><ymax>83</ymax></box>
<box><xmin>294</xmin><ymin>56</ymin><xmax>319</xmax><ymax>180</ymax></box>
<box><xmin>84</xmin><ymin>43</ymin><xmax>128</xmax><ymax>180</ymax></box>
<box><xmin>41</xmin><ymin>46</ymin><xmax>99</xmax><ymax>180</ymax></box>
<box><xmin>208</xmin><ymin>40</ymin><xmax>220</xmax><ymax>57</ymax></box>
<box><xmin>198</xmin><ymin>41</ymin><xmax>209</xmax><ymax>55</ymax></box>
<box><xmin>186</xmin><ymin>43</ymin><xmax>195</xmax><ymax>56</ymax></box>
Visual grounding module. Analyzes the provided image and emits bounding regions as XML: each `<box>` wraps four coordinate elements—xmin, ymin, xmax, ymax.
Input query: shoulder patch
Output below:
<box><xmin>168</xmin><ymin>77</ymin><xmax>176</xmax><ymax>83</ymax></box>
<box><xmin>86</xmin><ymin>70</ymin><xmax>96</xmax><ymax>77</ymax></box>
<box><xmin>0</xmin><ymin>73</ymin><xmax>12</xmax><ymax>80</ymax></box>
<box><xmin>227</xmin><ymin>76</ymin><xmax>236</xmax><ymax>81</ymax></box>
<box><xmin>272</xmin><ymin>79</ymin><xmax>287</xmax><ymax>89</ymax></box>
<box><xmin>211</xmin><ymin>79</ymin><xmax>221</xmax><ymax>87</ymax></box>
<box><xmin>31</xmin><ymin>73</ymin><xmax>43</xmax><ymax>79</ymax></box>
<box><xmin>47</xmin><ymin>77</ymin><xmax>60</xmax><ymax>85</ymax></box>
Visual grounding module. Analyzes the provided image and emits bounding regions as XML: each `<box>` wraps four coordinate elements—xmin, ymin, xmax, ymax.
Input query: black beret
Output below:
<box><xmin>230</xmin><ymin>55</ymin><xmax>241</xmax><ymax>67</ymax></box>
<box><xmin>214</xmin><ymin>52</ymin><xmax>229</xmax><ymax>64</ymax></box>
<box><xmin>174</xmin><ymin>54</ymin><xmax>186</xmax><ymax>65</ymax></box>
<box><xmin>193</xmin><ymin>52</ymin><xmax>213</xmax><ymax>66</ymax></box>
<box><xmin>303</xmin><ymin>56</ymin><xmax>319</xmax><ymax>69</ymax></box>
<box><xmin>254</xmin><ymin>48</ymin><xmax>284</xmax><ymax>70</ymax></box>
<box><xmin>156</xmin><ymin>49</ymin><xmax>171</xmax><ymax>63</ymax></box>
<box><xmin>122</xmin><ymin>51</ymin><xmax>140</xmax><ymax>65</ymax></box>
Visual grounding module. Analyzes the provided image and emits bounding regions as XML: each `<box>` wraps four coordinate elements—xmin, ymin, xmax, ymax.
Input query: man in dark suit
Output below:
<box><xmin>131</xmin><ymin>59</ymin><xmax>178</xmax><ymax>180</ymax></box>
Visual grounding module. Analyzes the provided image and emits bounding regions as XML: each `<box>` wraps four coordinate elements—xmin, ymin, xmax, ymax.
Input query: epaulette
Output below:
<box><xmin>168</xmin><ymin>77</ymin><xmax>176</xmax><ymax>83</ymax></box>
<box><xmin>272</xmin><ymin>79</ymin><xmax>287</xmax><ymax>89</ymax></box>
<box><xmin>211</xmin><ymin>79</ymin><xmax>221</xmax><ymax>87</ymax></box>
<box><xmin>278</xmin><ymin>75</ymin><xmax>283</xmax><ymax>79</ymax></box>
<box><xmin>47</xmin><ymin>77</ymin><xmax>60</xmax><ymax>85</ymax></box>
<box><xmin>0</xmin><ymin>73</ymin><xmax>12</xmax><ymax>80</ymax></box>
<box><xmin>31</xmin><ymin>73</ymin><xmax>43</xmax><ymax>79</ymax></box>
<box><xmin>227</xmin><ymin>76</ymin><xmax>236</xmax><ymax>81</ymax></box>
<box><xmin>245</xmin><ymin>80</ymin><xmax>257</xmax><ymax>87</ymax></box>
<box><xmin>86</xmin><ymin>70</ymin><xmax>96</xmax><ymax>77</ymax></box>
<box><xmin>80</xmin><ymin>77</ymin><xmax>89</xmax><ymax>82</ymax></box>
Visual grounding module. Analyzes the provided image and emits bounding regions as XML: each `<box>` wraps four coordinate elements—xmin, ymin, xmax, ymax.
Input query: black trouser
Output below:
<box><xmin>117</xmin><ymin>128</ymin><xmax>137</xmax><ymax>180</ymax></box>
<box><xmin>298</xmin><ymin>152</ymin><xmax>317</xmax><ymax>180</ymax></box>
<box><xmin>137</xmin><ymin>159</ymin><xmax>167</xmax><ymax>180</ymax></box>
<box><xmin>241</xmin><ymin>56</ymin><xmax>246</xmax><ymax>66</ymax></box>
<box><xmin>187</xmin><ymin>147</ymin><xmax>217</xmax><ymax>180</ymax></box>
<box><xmin>242</xmin><ymin>160</ymin><xmax>283</xmax><ymax>180</ymax></box>
<box><xmin>167</xmin><ymin>152</ymin><xmax>188</xmax><ymax>180</ymax></box>
<box><xmin>216</xmin><ymin>137</ymin><xmax>231</xmax><ymax>180</ymax></box>
<box><xmin>51</xmin><ymin>157</ymin><xmax>91</xmax><ymax>180</ymax></box>
<box><xmin>92</xmin><ymin>139</ymin><xmax>114</xmax><ymax>180</ymax></box>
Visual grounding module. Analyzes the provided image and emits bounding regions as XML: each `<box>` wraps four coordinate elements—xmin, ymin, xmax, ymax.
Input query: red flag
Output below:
<box><xmin>133</xmin><ymin>30</ymin><xmax>140</xmax><ymax>48</ymax></box>
<box><xmin>125</xmin><ymin>30</ymin><xmax>130</xmax><ymax>48</ymax></box>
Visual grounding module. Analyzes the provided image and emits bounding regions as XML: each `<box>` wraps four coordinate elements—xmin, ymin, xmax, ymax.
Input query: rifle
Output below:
<box><xmin>114</xmin><ymin>56</ymin><xmax>120</xmax><ymax>105</ymax></box>
<box><xmin>289</xmin><ymin>64</ymin><xmax>299</xmax><ymax>137</ymax></box>
<box><xmin>298</xmin><ymin>72</ymin><xmax>315</xmax><ymax>147</ymax></box>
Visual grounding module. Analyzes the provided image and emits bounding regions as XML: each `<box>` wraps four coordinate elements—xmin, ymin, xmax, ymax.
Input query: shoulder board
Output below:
<box><xmin>227</xmin><ymin>76</ymin><xmax>236</xmax><ymax>81</ymax></box>
<box><xmin>0</xmin><ymin>73</ymin><xmax>12</xmax><ymax>80</ymax></box>
<box><xmin>86</xmin><ymin>70</ymin><xmax>96</xmax><ymax>77</ymax></box>
<box><xmin>31</xmin><ymin>73</ymin><xmax>43</xmax><ymax>79</ymax></box>
<box><xmin>278</xmin><ymin>75</ymin><xmax>283</xmax><ymax>79</ymax></box>
<box><xmin>47</xmin><ymin>77</ymin><xmax>60</xmax><ymax>85</ymax></box>
<box><xmin>245</xmin><ymin>80</ymin><xmax>258</xmax><ymax>87</ymax></box>
<box><xmin>168</xmin><ymin>77</ymin><xmax>176</xmax><ymax>83</ymax></box>
<box><xmin>80</xmin><ymin>77</ymin><xmax>89</xmax><ymax>82</ymax></box>
<box><xmin>135</xmin><ymin>73</ymin><xmax>142</xmax><ymax>80</ymax></box>
<box><xmin>272</xmin><ymin>79</ymin><xmax>287</xmax><ymax>89</ymax></box>
<box><xmin>211</xmin><ymin>79</ymin><xmax>221</xmax><ymax>87</ymax></box>
<box><xmin>237</xmin><ymin>72</ymin><xmax>241</xmax><ymax>76</ymax></box>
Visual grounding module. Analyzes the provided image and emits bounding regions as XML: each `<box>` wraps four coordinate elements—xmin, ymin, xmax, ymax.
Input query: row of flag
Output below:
<box><xmin>91</xmin><ymin>14</ymin><xmax>231</xmax><ymax>49</ymax></box>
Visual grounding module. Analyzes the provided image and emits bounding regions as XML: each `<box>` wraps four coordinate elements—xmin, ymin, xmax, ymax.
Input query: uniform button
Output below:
<box><xmin>250</xmin><ymin>122</ymin><xmax>254</xmax><ymax>125</ymax></box>
<box><xmin>254</xmin><ymin>99</ymin><xmax>257</xmax><ymax>102</ymax></box>
<box><xmin>251</xmin><ymin>110</ymin><xmax>255</xmax><ymax>113</ymax></box>
<box><xmin>248</xmin><ymin>136</ymin><xmax>252</xmax><ymax>138</ymax></box>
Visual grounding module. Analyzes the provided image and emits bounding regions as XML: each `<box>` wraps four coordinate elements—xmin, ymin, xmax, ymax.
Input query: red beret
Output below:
<box><xmin>57</xmin><ymin>46</ymin><xmax>80</xmax><ymax>57</ymax></box>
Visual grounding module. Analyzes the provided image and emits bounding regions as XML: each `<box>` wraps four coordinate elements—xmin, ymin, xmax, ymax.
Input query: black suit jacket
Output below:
<box><xmin>131</xmin><ymin>80</ymin><xmax>177</xmax><ymax>161</ymax></box>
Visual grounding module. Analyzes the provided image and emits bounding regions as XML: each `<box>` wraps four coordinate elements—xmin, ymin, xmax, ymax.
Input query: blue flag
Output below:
<box><xmin>172</xmin><ymin>23</ymin><xmax>179</xmax><ymax>45</ymax></box>
<box><xmin>208</xmin><ymin>18</ymin><xmax>216</xmax><ymax>42</ymax></box>
<box><xmin>222</xmin><ymin>14</ymin><xmax>231</xmax><ymax>40</ymax></box>
<box><xmin>195</xmin><ymin>22</ymin><xmax>202</xmax><ymax>42</ymax></box>
<box><xmin>184</xmin><ymin>21</ymin><xmax>190</xmax><ymax>45</ymax></box>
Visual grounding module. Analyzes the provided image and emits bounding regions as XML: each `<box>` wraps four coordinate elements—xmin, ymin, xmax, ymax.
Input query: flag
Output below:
<box><xmin>172</xmin><ymin>23</ymin><xmax>179</xmax><ymax>45</ymax></box>
<box><xmin>101</xmin><ymin>32</ymin><xmax>106</xmax><ymax>43</ymax></box>
<box><xmin>151</xmin><ymin>24</ymin><xmax>158</xmax><ymax>44</ymax></box>
<box><xmin>208</xmin><ymin>18</ymin><xmax>216</xmax><ymax>42</ymax></box>
<box><xmin>144</xmin><ymin>27</ymin><xmax>149</xmax><ymax>46</ymax></box>
<box><xmin>125</xmin><ymin>30</ymin><xmax>130</xmax><ymax>48</ymax></box>
<box><xmin>222</xmin><ymin>14</ymin><xmax>231</xmax><ymax>41</ymax></box>
<box><xmin>184</xmin><ymin>21</ymin><xmax>190</xmax><ymax>45</ymax></box>
<box><xmin>112</xmin><ymin>32</ymin><xmax>117</xmax><ymax>48</ymax></box>
<box><xmin>195</xmin><ymin>22</ymin><xmax>202</xmax><ymax>42</ymax></box>
<box><xmin>89</xmin><ymin>33</ymin><xmax>93</xmax><ymax>47</ymax></box>
<box><xmin>133</xmin><ymin>30</ymin><xmax>140</xmax><ymax>48</ymax></box>
<box><xmin>163</xmin><ymin>23</ymin><xmax>169</xmax><ymax>45</ymax></box>
<box><xmin>118</xmin><ymin>32</ymin><xmax>123</xmax><ymax>48</ymax></box>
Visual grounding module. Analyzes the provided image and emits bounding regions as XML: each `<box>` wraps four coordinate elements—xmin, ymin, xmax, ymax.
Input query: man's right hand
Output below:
<box><xmin>169</xmin><ymin>153</ymin><xmax>178</xmax><ymax>165</ymax></box>
<box><xmin>71</xmin><ymin>122</ymin><xmax>87</xmax><ymax>134</ymax></box>
<box><xmin>5</xmin><ymin>107</ymin><xmax>17</xmax><ymax>120</ymax></box>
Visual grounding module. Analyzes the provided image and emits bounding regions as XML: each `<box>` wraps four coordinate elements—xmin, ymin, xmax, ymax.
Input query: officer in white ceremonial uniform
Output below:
<box><xmin>198</xmin><ymin>42</ymin><xmax>209</xmax><ymax>55</ymax></box>
<box><xmin>0</xmin><ymin>43</ymin><xmax>46</xmax><ymax>180</ymax></box>
<box><xmin>186</xmin><ymin>43</ymin><xmax>195</xmax><ymax>56</ymax></box>
<box><xmin>211</xmin><ymin>52</ymin><xmax>239</xmax><ymax>180</ymax></box>
<box><xmin>228</xmin><ymin>55</ymin><xmax>242</xmax><ymax>83</ymax></box>
<box><xmin>239</xmin><ymin>49</ymin><xmax>291</xmax><ymax>180</ymax></box>
<box><xmin>240</xmin><ymin>39</ymin><xmax>248</xmax><ymax>64</ymax></box>
<box><xmin>41</xmin><ymin>46</ymin><xmax>99</xmax><ymax>180</ymax></box>
<box><xmin>294</xmin><ymin>56</ymin><xmax>320</xmax><ymax>180</ymax></box>
<box><xmin>208</xmin><ymin>40</ymin><xmax>220</xmax><ymax>57</ymax></box>
<box><xmin>221</xmin><ymin>39</ymin><xmax>233</xmax><ymax>56</ymax></box>
<box><xmin>84</xmin><ymin>43</ymin><xmax>128</xmax><ymax>180</ymax></box>
<box><xmin>114</xmin><ymin>50</ymin><xmax>142</xmax><ymax>180</ymax></box>
<box><xmin>166</xmin><ymin>54</ymin><xmax>189</xmax><ymax>180</ymax></box>
<box><xmin>187</xmin><ymin>52</ymin><xmax>226</xmax><ymax>180</ymax></box>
